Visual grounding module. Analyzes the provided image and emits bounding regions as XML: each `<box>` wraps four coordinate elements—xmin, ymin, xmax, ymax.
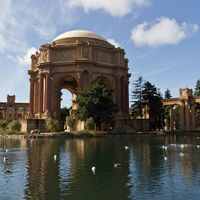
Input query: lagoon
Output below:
<box><xmin>1</xmin><ymin>135</ymin><xmax>200</xmax><ymax>200</ymax></box>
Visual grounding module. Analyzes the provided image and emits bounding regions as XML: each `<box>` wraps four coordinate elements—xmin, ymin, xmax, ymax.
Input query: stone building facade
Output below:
<box><xmin>0</xmin><ymin>95</ymin><xmax>29</xmax><ymax>121</ymax></box>
<box><xmin>163</xmin><ymin>88</ymin><xmax>200</xmax><ymax>131</ymax></box>
<box><xmin>28</xmin><ymin>30</ymin><xmax>131</xmax><ymax>131</ymax></box>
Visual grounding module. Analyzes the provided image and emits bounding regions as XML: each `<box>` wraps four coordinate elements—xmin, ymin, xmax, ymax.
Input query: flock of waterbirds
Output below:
<box><xmin>53</xmin><ymin>145</ymin><xmax>129</xmax><ymax>175</ymax></box>
<box><xmin>1</xmin><ymin>146</ymin><xmax>11</xmax><ymax>174</ymax></box>
<box><xmin>2</xmin><ymin>137</ymin><xmax>200</xmax><ymax>175</ymax></box>
<box><xmin>162</xmin><ymin>136</ymin><xmax>200</xmax><ymax>161</ymax></box>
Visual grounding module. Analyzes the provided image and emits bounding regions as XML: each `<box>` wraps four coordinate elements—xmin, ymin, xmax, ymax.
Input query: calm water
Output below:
<box><xmin>1</xmin><ymin>135</ymin><xmax>200</xmax><ymax>200</ymax></box>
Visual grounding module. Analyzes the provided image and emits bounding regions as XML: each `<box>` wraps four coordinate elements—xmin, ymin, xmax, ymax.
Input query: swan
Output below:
<box><xmin>92</xmin><ymin>166</ymin><xmax>96</xmax><ymax>174</ymax></box>
<box><xmin>180</xmin><ymin>153</ymin><xmax>184</xmax><ymax>157</ymax></box>
<box><xmin>3</xmin><ymin>157</ymin><xmax>9</xmax><ymax>162</ymax></box>
<box><xmin>125</xmin><ymin>146</ymin><xmax>129</xmax><ymax>150</ymax></box>
<box><xmin>114</xmin><ymin>163</ymin><xmax>121</xmax><ymax>167</ymax></box>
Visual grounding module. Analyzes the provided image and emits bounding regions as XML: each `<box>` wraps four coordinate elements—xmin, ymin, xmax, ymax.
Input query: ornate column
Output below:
<box><xmin>121</xmin><ymin>78</ymin><xmax>126</xmax><ymax>113</ymax></box>
<box><xmin>191</xmin><ymin>104</ymin><xmax>196</xmax><ymax>130</ymax></box>
<box><xmin>185</xmin><ymin>100</ymin><xmax>190</xmax><ymax>131</ymax></box>
<box><xmin>29</xmin><ymin>76</ymin><xmax>35</xmax><ymax>117</ymax></box>
<box><xmin>77</xmin><ymin>70</ymin><xmax>83</xmax><ymax>90</ymax></box>
<box><xmin>46</xmin><ymin>74</ymin><xmax>51</xmax><ymax>112</ymax></box>
<box><xmin>179</xmin><ymin>102</ymin><xmax>185</xmax><ymax>131</ymax></box>
<box><xmin>2</xmin><ymin>107</ymin><xmax>6</xmax><ymax>120</ymax></box>
<box><xmin>11</xmin><ymin>106</ymin><xmax>15</xmax><ymax>120</ymax></box>
<box><xmin>169</xmin><ymin>106</ymin><xmax>174</xmax><ymax>131</ymax></box>
<box><xmin>125</xmin><ymin>80</ymin><xmax>129</xmax><ymax>115</ymax></box>
<box><xmin>115</xmin><ymin>77</ymin><xmax>122</xmax><ymax>111</ymax></box>
<box><xmin>39</xmin><ymin>74</ymin><xmax>44</xmax><ymax>115</ymax></box>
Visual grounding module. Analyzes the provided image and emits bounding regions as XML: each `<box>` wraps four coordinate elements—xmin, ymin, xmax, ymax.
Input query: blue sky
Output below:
<box><xmin>0</xmin><ymin>0</ymin><xmax>200</xmax><ymax>108</ymax></box>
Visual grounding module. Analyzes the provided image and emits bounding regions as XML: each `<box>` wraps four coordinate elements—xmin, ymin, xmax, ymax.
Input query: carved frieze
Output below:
<box><xmin>52</xmin><ymin>48</ymin><xmax>77</xmax><ymax>62</ymax></box>
<box><xmin>93</xmin><ymin>48</ymin><xmax>111</xmax><ymax>63</ymax></box>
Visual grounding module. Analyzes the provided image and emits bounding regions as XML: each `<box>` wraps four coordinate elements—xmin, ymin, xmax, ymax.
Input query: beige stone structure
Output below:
<box><xmin>163</xmin><ymin>88</ymin><xmax>200</xmax><ymax>131</ymax></box>
<box><xmin>28</xmin><ymin>30</ymin><xmax>130</xmax><ymax>130</ymax></box>
<box><xmin>0</xmin><ymin>95</ymin><xmax>29</xmax><ymax>121</ymax></box>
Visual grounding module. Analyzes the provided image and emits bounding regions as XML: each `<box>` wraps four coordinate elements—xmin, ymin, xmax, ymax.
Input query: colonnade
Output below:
<box><xmin>29</xmin><ymin>73</ymin><xmax>51</xmax><ymax>118</ymax></box>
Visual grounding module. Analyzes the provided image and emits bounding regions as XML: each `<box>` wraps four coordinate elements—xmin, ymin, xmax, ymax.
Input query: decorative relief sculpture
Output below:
<box><xmin>53</xmin><ymin>49</ymin><xmax>76</xmax><ymax>61</ymax></box>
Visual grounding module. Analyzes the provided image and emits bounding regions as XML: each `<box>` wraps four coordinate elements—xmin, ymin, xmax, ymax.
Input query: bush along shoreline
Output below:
<box><xmin>1</xmin><ymin>128</ymin><xmax>200</xmax><ymax>139</ymax></box>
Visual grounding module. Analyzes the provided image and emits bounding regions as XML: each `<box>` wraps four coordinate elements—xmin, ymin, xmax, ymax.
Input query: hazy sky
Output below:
<box><xmin>0</xmin><ymin>0</ymin><xmax>200</xmax><ymax>107</ymax></box>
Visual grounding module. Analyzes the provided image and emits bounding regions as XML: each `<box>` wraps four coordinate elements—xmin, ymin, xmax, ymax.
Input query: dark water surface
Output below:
<box><xmin>1</xmin><ymin>135</ymin><xmax>200</xmax><ymax>200</ymax></box>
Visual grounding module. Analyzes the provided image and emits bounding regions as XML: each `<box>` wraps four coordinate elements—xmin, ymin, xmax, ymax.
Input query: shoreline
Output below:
<box><xmin>1</xmin><ymin>130</ymin><xmax>200</xmax><ymax>139</ymax></box>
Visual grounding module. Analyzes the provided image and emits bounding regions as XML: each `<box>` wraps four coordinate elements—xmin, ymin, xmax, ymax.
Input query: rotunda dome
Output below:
<box><xmin>53</xmin><ymin>30</ymin><xmax>106</xmax><ymax>42</ymax></box>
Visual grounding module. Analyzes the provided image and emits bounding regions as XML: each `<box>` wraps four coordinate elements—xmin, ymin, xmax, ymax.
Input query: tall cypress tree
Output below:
<box><xmin>194</xmin><ymin>80</ymin><xmax>200</xmax><ymax>117</ymax></box>
<box><xmin>131</xmin><ymin>76</ymin><xmax>144</xmax><ymax>131</ymax></box>
<box><xmin>165</xmin><ymin>88</ymin><xmax>171</xmax><ymax>99</ymax></box>
<box><xmin>143</xmin><ymin>81</ymin><xmax>164</xmax><ymax>131</ymax></box>
<box><xmin>194</xmin><ymin>80</ymin><xmax>200</xmax><ymax>96</ymax></box>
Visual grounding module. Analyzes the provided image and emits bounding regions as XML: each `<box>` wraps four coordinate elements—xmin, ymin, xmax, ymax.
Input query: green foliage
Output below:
<box><xmin>0</xmin><ymin>120</ymin><xmax>8</xmax><ymax>130</ymax></box>
<box><xmin>60</xmin><ymin>107</ymin><xmax>70</xmax><ymax>121</ymax></box>
<box><xmin>173</xmin><ymin>106</ymin><xmax>179</xmax><ymax>123</ymax></box>
<box><xmin>194</xmin><ymin>80</ymin><xmax>200</xmax><ymax>96</ymax></box>
<box><xmin>85</xmin><ymin>117</ymin><xmax>95</xmax><ymax>130</ymax></box>
<box><xmin>195</xmin><ymin>103</ymin><xmax>200</xmax><ymax>118</ymax></box>
<box><xmin>165</xmin><ymin>88</ymin><xmax>172</xmax><ymax>99</ymax></box>
<box><xmin>65</xmin><ymin>116</ymin><xmax>75</xmax><ymax>129</ymax></box>
<box><xmin>46</xmin><ymin>117</ymin><xmax>59</xmax><ymax>132</ymax></box>
<box><xmin>131</xmin><ymin>76</ymin><xmax>143</xmax><ymax>117</ymax></box>
<box><xmin>7</xmin><ymin>120</ymin><xmax>21</xmax><ymax>132</ymax></box>
<box><xmin>73</xmin><ymin>77</ymin><xmax>118</xmax><ymax>130</ymax></box>
<box><xmin>131</xmin><ymin>76</ymin><xmax>144</xmax><ymax>131</ymax></box>
<box><xmin>142</xmin><ymin>81</ymin><xmax>164</xmax><ymax>131</ymax></box>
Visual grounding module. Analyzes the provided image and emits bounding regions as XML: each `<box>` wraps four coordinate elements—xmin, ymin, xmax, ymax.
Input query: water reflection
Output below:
<box><xmin>1</xmin><ymin>136</ymin><xmax>200</xmax><ymax>199</ymax></box>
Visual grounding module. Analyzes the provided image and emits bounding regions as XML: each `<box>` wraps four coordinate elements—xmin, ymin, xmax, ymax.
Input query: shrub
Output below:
<box><xmin>46</xmin><ymin>117</ymin><xmax>59</xmax><ymax>132</ymax></box>
<box><xmin>85</xmin><ymin>117</ymin><xmax>95</xmax><ymax>130</ymax></box>
<box><xmin>65</xmin><ymin>116</ymin><xmax>75</xmax><ymax>129</ymax></box>
<box><xmin>8</xmin><ymin>120</ymin><xmax>21</xmax><ymax>132</ymax></box>
<box><xmin>0</xmin><ymin>120</ymin><xmax>8</xmax><ymax>130</ymax></box>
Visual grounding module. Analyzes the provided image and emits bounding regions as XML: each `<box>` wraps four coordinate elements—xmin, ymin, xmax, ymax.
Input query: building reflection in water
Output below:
<box><xmin>1</xmin><ymin>136</ymin><xmax>200</xmax><ymax>199</ymax></box>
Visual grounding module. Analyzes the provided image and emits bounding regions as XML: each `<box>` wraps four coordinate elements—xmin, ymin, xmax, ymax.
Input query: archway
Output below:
<box><xmin>60</xmin><ymin>89</ymin><xmax>72</xmax><ymax>130</ymax></box>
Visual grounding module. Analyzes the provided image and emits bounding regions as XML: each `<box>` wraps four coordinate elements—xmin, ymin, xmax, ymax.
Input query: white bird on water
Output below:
<box><xmin>3</xmin><ymin>157</ymin><xmax>9</xmax><ymax>163</ymax></box>
<box><xmin>92</xmin><ymin>166</ymin><xmax>96</xmax><ymax>174</ymax></box>
<box><xmin>54</xmin><ymin>155</ymin><xmax>57</xmax><ymax>161</ymax></box>
<box><xmin>180</xmin><ymin>153</ymin><xmax>184</xmax><ymax>157</ymax></box>
<box><xmin>5</xmin><ymin>149</ymin><xmax>8</xmax><ymax>152</ymax></box>
<box><xmin>125</xmin><ymin>146</ymin><xmax>129</xmax><ymax>150</ymax></box>
<box><xmin>114</xmin><ymin>163</ymin><xmax>121</xmax><ymax>168</ymax></box>
<box><xmin>164</xmin><ymin>157</ymin><xmax>167</xmax><ymax>161</ymax></box>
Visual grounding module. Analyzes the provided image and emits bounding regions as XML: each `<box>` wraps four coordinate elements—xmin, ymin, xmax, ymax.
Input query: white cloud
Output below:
<box><xmin>66</xmin><ymin>0</ymin><xmax>150</xmax><ymax>17</ymax></box>
<box><xmin>107</xmin><ymin>38</ymin><xmax>120</xmax><ymax>47</ymax></box>
<box><xmin>17</xmin><ymin>47</ymin><xmax>37</xmax><ymax>66</ymax></box>
<box><xmin>131</xmin><ymin>17</ymin><xmax>199</xmax><ymax>47</ymax></box>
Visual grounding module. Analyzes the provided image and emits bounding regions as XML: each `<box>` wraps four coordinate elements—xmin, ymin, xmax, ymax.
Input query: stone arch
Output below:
<box><xmin>52</xmin><ymin>74</ymin><xmax>78</xmax><ymax>120</ymax></box>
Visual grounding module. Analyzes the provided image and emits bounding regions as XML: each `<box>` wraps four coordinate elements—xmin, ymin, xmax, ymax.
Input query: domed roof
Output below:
<box><xmin>53</xmin><ymin>30</ymin><xmax>106</xmax><ymax>42</ymax></box>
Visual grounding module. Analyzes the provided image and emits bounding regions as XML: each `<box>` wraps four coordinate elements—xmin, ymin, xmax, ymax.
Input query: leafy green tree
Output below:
<box><xmin>65</xmin><ymin>116</ymin><xmax>75</xmax><ymax>129</ymax></box>
<box><xmin>165</xmin><ymin>88</ymin><xmax>171</xmax><ymax>99</ymax></box>
<box><xmin>8</xmin><ymin>120</ymin><xmax>21</xmax><ymax>132</ymax></box>
<box><xmin>73</xmin><ymin>78</ymin><xmax>118</xmax><ymax>130</ymax></box>
<box><xmin>143</xmin><ymin>81</ymin><xmax>164</xmax><ymax>131</ymax></box>
<box><xmin>0</xmin><ymin>120</ymin><xmax>8</xmax><ymax>130</ymax></box>
<box><xmin>194</xmin><ymin>80</ymin><xmax>200</xmax><ymax>96</ymax></box>
<box><xmin>131</xmin><ymin>76</ymin><xmax>144</xmax><ymax>131</ymax></box>
<box><xmin>85</xmin><ymin>117</ymin><xmax>95</xmax><ymax>130</ymax></box>
<box><xmin>194</xmin><ymin>80</ymin><xmax>200</xmax><ymax>117</ymax></box>
<box><xmin>46</xmin><ymin>117</ymin><xmax>59</xmax><ymax>132</ymax></box>
<box><xmin>60</xmin><ymin>107</ymin><xmax>70</xmax><ymax>121</ymax></box>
